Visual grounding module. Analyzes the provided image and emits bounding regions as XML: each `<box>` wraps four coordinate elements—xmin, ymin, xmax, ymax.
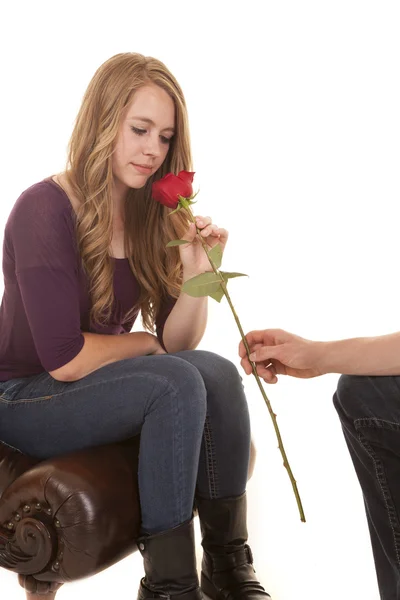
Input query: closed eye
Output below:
<box><xmin>131</xmin><ymin>126</ymin><xmax>172</xmax><ymax>145</ymax></box>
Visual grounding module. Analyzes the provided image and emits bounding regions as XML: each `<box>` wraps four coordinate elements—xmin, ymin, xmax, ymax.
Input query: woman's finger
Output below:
<box><xmin>195</xmin><ymin>215</ymin><xmax>212</xmax><ymax>228</ymax></box>
<box><xmin>215</xmin><ymin>228</ymin><xmax>228</xmax><ymax>243</ymax></box>
<box><xmin>200</xmin><ymin>225</ymin><xmax>215</xmax><ymax>237</ymax></box>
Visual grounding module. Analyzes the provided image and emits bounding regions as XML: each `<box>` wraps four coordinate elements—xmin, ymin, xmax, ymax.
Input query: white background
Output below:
<box><xmin>1</xmin><ymin>1</ymin><xmax>400</xmax><ymax>599</ymax></box>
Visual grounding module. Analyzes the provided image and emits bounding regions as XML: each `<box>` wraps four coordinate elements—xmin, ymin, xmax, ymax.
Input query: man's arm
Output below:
<box><xmin>319</xmin><ymin>332</ymin><xmax>400</xmax><ymax>376</ymax></box>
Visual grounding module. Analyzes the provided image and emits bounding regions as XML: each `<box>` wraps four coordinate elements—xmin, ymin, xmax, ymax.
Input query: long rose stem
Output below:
<box><xmin>182</xmin><ymin>199</ymin><xmax>306</xmax><ymax>522</ymax></box>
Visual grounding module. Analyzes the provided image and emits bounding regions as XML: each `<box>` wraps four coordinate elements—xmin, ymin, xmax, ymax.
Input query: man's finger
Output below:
<box><xmin>240</xmin><ymin>358</ymin><xmax>252</xmax><ymax>375</ymax></box>
<box><xmin>243</xmin><ymin>360</ymin><xmax>252</xmax><ymax>375</ymax></box>
<box><xmin>239</xmin><ymin>331</ymin><xmax>265</xmax><ymax>357</ymax></box>
<box><xmin>249</xmin><ymin>346</ymin><xmax>278</xmax><ymax>363</ymax></box>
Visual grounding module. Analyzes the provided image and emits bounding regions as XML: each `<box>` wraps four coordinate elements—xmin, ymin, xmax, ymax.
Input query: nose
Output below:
<box><xmin>142</xmin><ymin>132</ymin><xmax>163</xmax><ymax>157</ymax></box>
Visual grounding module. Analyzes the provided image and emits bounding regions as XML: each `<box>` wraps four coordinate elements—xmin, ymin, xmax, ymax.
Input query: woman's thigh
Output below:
<box><xmin>0</xmin><ymin>354</ymin><xmax>206</xmax><ymax>460</ymax></box>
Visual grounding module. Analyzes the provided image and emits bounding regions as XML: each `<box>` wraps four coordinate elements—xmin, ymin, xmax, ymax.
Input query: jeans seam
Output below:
<box><xmin>203</xmin><ymin>414</ymin><xmax>219</xmax><ymax>499</ymax></box>
<box><xmin>174</xmin><ymin>383</ymin><xmax>184</xmax><ymax>525</ymax></box>
<box><xmin>355</xmin><ymin>424</ymin><xmax>400</xmax><ymax>568</ymax></box>
<box><xmin>355</xmin><ymin>416</ymin><xmax>400</xmax><ymax>430</ymax></box>
<box><xmin>0</xmin><ymin>372</ymin><xmax>184</xmax><ymax>406</ymax></box>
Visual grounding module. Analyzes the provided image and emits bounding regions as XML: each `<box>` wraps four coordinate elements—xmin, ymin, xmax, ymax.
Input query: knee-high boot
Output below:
<box><xmin>136</xmin><ymin>515</ymin><xmax>203</xmax><ymax>600</ymax></box>
<box><xmin>195</xmin><ymin>492</ymin><xmax>271</xmax><ymax>600</ymax></box>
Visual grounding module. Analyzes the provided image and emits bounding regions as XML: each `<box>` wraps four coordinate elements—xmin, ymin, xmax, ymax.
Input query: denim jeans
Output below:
<box><xmin>0</xmin><ymin>350</ymin><xmax>251</xmax><ymax>535</ymax></box>
<box><xmin>333</xmin><ymin>374</ymin><xmax>400</xmax><ymax>600</ymax></box>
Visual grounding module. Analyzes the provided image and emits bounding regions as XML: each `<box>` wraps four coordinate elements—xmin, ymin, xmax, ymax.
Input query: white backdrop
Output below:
<box><xmin>1</xmin><ymin>1</ymin><xmax>400</xmax><ymax>599</ymax></box>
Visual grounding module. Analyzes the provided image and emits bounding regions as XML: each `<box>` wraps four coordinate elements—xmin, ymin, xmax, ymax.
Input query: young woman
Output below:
<box><xmin>240</xmin><ymin>327</ymin><xmax>400</xmax><ymax>600</ymax></box>
<box><xmin>0</xmin><ymin>53</ymin><xmax>271</xmax><ymax>600</ymax></box>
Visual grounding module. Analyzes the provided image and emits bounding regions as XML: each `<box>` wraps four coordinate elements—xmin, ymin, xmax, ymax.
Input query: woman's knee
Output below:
<box><xmin>175</xmin><ymin>350</ymin><xmax>246</xmax><ymax>412</ymax></box>
<box><xmin>177</xmin><ymin>350</ymin><xmax>242</xmax><ymax>382</ymax></box>
<box><xmin>200</xmin><ymin>350</ymin><xmax>244</xmax><ymax>389</ymax></box>
<box><xmin>144</xmin><ymin>355</ymin><xmax>207</xmax><ymax>419</ymax></box>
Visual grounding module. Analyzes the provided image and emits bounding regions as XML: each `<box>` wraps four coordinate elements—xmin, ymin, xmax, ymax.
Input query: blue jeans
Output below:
<box><xmin>333</xmin><ymin>374</ymin><xmax>400</xmax><ymax>600</ymax></box>
<box><xmin>0</xmin><ymin>350</ymin><xmax>251</xmax><ymax>535</ymax></box>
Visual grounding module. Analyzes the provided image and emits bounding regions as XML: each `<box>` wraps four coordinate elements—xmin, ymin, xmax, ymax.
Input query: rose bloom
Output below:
<box><xmin>152</xmin><ymin>171</ymin><xmax>195</xmax><ymax>208</ymax></box>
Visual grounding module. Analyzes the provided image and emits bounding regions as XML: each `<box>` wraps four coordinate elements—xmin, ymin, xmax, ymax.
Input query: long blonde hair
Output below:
<box><xmin>63</xmin><ymin>53</ymin><xmax>192</xmax><ymax>332</ymax></box>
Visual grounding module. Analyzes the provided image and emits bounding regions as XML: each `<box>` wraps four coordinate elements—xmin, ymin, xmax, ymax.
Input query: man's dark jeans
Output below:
<box><xmin>334</xmin><ymin>374</ymin><xmax>400</xmax><ymax>600</ymax></box>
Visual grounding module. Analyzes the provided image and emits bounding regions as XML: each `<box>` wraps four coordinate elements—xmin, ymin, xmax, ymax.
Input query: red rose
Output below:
<box><xmin>152</xmin><ymin>171</ymin><xmax>195</xmax><ymax>209</ymax></box>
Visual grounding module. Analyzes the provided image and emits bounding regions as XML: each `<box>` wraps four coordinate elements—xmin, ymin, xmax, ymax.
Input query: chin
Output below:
<box><xmin>131</xmin><ymin>176</ymin><xmax>150</xmax><ymax>189</ymax></box>
<box><xmin>116</xmin><ymin>172</ymin><xmax>149</xmax><ymax>191</ymax></box>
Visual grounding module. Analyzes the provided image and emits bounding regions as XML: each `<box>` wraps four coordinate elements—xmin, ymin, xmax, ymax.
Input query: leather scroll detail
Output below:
<box><xmin>0</xmin><ymin>516</ymin><xmax>56</xmax><ymax>574</ymax></box>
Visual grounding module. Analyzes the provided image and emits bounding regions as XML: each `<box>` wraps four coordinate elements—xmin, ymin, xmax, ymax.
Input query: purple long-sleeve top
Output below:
<box><xmin>0</xmin><ymin>177</ymin><xmax>177</xmax><ymax>381</ymax></box>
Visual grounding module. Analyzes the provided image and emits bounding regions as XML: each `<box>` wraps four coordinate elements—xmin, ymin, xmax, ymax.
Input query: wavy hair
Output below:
<box><xmin>62</xmin><ymin>52</ymin><xmax>192</xmax><ymax>332</ymax></box>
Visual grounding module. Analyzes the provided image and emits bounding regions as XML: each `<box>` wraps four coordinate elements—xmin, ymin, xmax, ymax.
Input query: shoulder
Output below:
<box><xmin>7</xmin><ymin>177</ymin><xmax>74</xmax><ymax>229</ymax></box>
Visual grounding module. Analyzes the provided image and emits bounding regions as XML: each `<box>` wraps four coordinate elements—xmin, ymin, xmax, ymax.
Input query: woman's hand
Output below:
<box><xmin>151</xmin><ymin>344</ymin><xmax>167</xmax><ymax>355</ymax></box>
<box><xmin>147</xmin><ymin>334</ymin><xmax>167</xmax><ymax>355</ymax></box>
<box><xmin>133</xmin><ymin>332</ymin><xmax>167</xmax><ymax>356</ymax></box>
<box><xmin>178</xmin><ymin>215</ymin><xmax>229</xmax><ymax>278</ymax></box>
<box><xmin>239</xmin><ymin>328</ymin><xmax>326</xmax><ymax>383</ymax></box>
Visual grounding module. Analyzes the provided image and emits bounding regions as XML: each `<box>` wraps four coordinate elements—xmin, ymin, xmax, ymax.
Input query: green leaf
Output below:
<box><xmin>166</xmin><ymin>239</ymin><xmax>192</xmax><ymax>247</ymax></box>
<box><xmin>208</xmin><ymin>243</ymin><xmax>223</xmax><ymax>269</ymax></box>
<box><xmin>209</xmin><ymin>284</ymin><xmax>225</xmax><ymax>303</ymax></box>
<box><xmin>220</xmin><ymin>271</ymin><xmax>248</xmax><ymax>280</ymax></box>
<box><xmin>208</xmin><ymin>272</ymin><xmax>231</xmax><ymax>303</ymax></box>
<box><xmin>182</xmin><ymin>272</ymin><xmax>223</xmax><ymax>298</ymax></box>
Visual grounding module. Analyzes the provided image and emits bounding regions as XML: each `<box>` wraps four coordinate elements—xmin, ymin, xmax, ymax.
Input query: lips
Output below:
<box><xmin>133</xmin><ymin>163</ymin><xmax>152</xmax><ymax>169</ymax></box>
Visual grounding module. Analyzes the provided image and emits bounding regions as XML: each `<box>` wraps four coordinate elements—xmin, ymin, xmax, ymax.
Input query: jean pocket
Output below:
<box><xmin>0</xmin><ymin>377</ymin><xmax>53</xmax><ymax>403</ymax></box>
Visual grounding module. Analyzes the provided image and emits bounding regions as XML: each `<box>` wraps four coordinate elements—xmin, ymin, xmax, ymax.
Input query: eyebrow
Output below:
<box><xmin>128</xmin><ymin>116</ymin><xmax>175</xmax><ymax>133</ymax></box>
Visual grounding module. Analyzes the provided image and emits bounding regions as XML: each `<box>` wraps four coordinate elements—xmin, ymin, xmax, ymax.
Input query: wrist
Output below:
<box><xmin>182</xmin><ymin>271</ymin><xmax>197</xmax><ymax>283</ymax></box>
<box><xmin>314</xmin><ymin>341</ymin><xmax>332</xmax><ymax>375</ymax></box>
<box><xmin>316</xmin><ymin>337</ymin><xmax>367</xmax><ymax>375</ymax></box>
<box><xmin>182</xmin><ymin>268</ymin><xmax>214</xmax><ymax>283</ymax></box>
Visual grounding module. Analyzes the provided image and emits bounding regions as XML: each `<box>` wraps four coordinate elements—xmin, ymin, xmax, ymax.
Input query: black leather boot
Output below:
<box><xmin>136</xmin><ymin>515</ymin><xmax>203</xmax><ymax>600</ymax></box>
<box><xmin>195</xmin><ymin>492</ymin><xmax>271</xmax><ymax>600</ymax></box>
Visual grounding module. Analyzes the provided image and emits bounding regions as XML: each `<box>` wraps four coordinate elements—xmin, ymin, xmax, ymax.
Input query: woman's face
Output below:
<box><xmin>112</xmin><ymin>83</ymin><xmax>175</xmax><ymax>198</ymax></box>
